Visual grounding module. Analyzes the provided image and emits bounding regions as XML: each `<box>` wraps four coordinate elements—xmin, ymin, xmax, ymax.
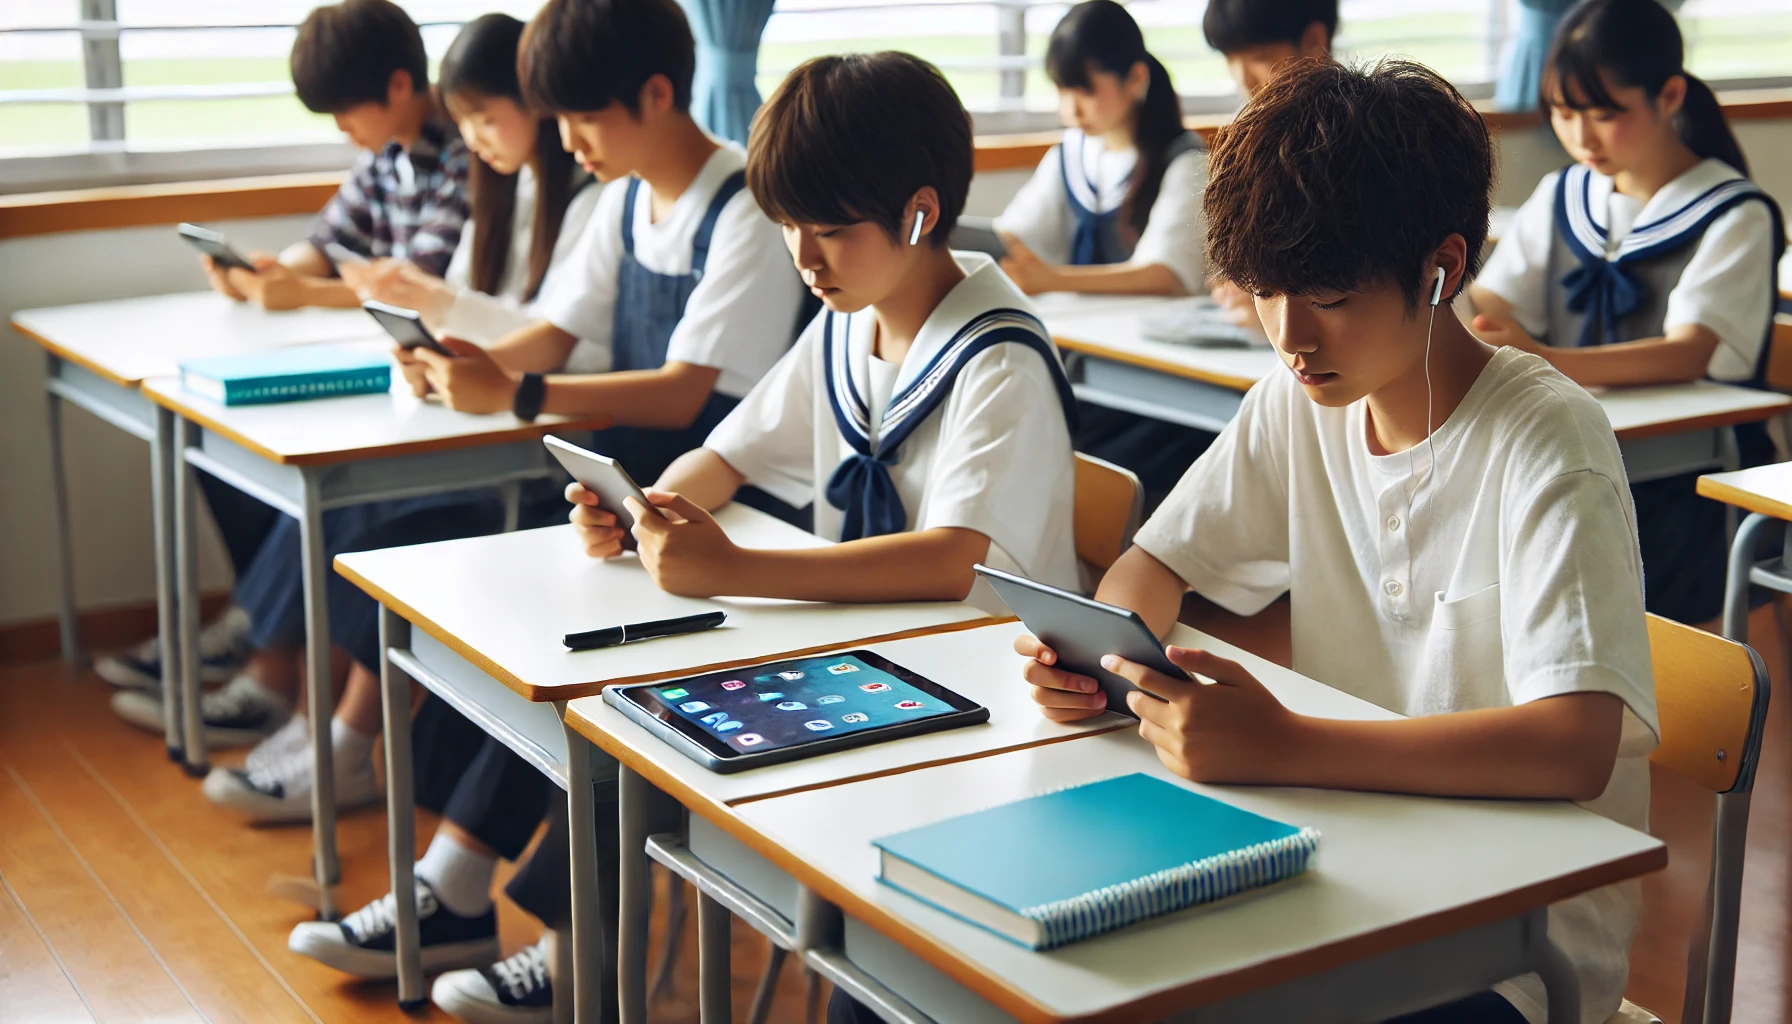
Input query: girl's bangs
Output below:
<box><xmin>1543</xmin><ymin>38</ymin><xmax>1623</xmax><ymax>111</ymax></box>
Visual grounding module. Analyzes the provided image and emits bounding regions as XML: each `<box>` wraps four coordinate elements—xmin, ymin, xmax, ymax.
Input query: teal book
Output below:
<box><xmin>180</xmin><ymin>345</ymin><xmax>391</xmax><ymax>406</ymax></box>
<box><xmin>874</xmin><ymin>773</ymin><xmax>1319</xmax><ymax>950</ymax></box>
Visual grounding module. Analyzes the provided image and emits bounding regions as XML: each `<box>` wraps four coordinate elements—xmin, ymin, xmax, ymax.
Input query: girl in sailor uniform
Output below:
<box><xmin>568</xmin><ymin>52</ymin><xmax>1080</xmax><ymax>606</ymax></box>
<box><xmin>1469</xmin><ymin>0</ymin><xmax>1783</xmax><ymax>624</ymax></box>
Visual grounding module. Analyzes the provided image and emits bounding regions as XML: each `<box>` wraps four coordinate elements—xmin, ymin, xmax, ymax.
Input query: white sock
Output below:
<box><xmin>415</xmin><ymin>832</ymin><xmax>496</xmax><ymax>918</ymax></box>
<box><xmin>329</xmin><ymin>717</ymin><xmax>375</xmax><ymax>777</ymax></box>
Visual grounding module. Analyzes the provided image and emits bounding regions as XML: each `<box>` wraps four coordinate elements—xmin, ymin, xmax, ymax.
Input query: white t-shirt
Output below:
<box><xmin>993</xmin><ymin>128</ymin><xmax>1207</xmax><ymax>293</ymax></box>
<box><xmin>533</xmin><ymin>144</ymin><xmax>804</xmax><ymax>397</ymax></box>
<box><xmin>705</xmin><ymin>252</ymin><xmax>1080</xmax><ymax>594</ymax></box>
<box><xmin>435</xmin><ymin>164</ymin><xmax>609</xmax><ymax>372</ymax></box>
<box><xmin>1478</xmin><ymin>158</ymin><xmax>1777</xmax><ymax>381</ymax></box>
<box><xmin>1132</xmin><ymin>347</ymin><xmax>1659</xmax><ymax>1024</ymax></box>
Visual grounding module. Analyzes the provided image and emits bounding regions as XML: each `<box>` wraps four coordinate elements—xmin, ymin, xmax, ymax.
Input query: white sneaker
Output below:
<box><xmin>288</xmin><ymin>881</ymin><xmax>499</xmax><ymax>979</ymax></box>
<box><xmin>432</xmin><ymin>936</ymin><xmax>554</xmax><ymax>1024</ymax></box>
<box><xmin>96</xmin><ymin>605</ymin><xmax>252</xmax><ymax>690</ymax></box>
<box><xmin>202</xmin><ymin>731</ymin><xmax>381</xmax><ymax>823</ymax></box>
<box><xmin>111</xmin><ymin>672</ymin><xmax>290</xmax><ymax>748</ymax></box>
<box><xmin>243</xmin><ymin>714</ymin><xmax>310</xmax><ymax>775</ymax></box>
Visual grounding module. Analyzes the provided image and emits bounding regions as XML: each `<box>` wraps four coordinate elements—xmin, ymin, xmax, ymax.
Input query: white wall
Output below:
<box><xmin>3</xmin><ymin>120</ymin><xmax>1790</xmax><ymax>628</ymax></box>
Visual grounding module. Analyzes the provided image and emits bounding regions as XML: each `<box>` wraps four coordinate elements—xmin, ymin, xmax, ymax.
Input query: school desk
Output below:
<box><xmin>140</xmin><ymin>365</ymin><xmax>608</xmax><ymax>920</ymax></box>
<box><xmin>587</xmin><ymin>620</ymin><xmax>1664</xmax><ymax>1024</ymax></box>
<box><xmin>332</xmin><ymin>509</ymin><xmax>995</xmax><ymax>1021</ymax></box>
<box><xmin>1697</xmin><ymin>462</ymin><xmax>1792</xmax><ymax>642</ymax></box>
<box><xmin>1044</xmin><ymin>298</ymin><xmax>1791</xmax><ymax>485</ymax></box>
<box><xmin>11</xmin><ymin>292</ymin><xmax>384</xmax><ymax>754</ymax></box>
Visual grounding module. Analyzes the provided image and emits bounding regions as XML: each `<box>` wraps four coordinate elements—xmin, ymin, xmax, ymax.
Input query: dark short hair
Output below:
<box><xmin>520</xmin><ymin>0</ymin><xmax>694</xmax><ymax>115</ymax></box>
<box><xmin>747</xmin><ymin>53</ymin><xmax>971</xmax><ymax>247</ymax></box>
<box><xmin>290</xmin><ymin>0</ymin><xmax>427</xmax><ymax>114</ymax></box>
<box><xmin>1204</xmin><ymin>59</ymin><xmax>1492</xmax><ymax>308</ymax></box>
<box><xmin>1202</xmin><ymin>0</ymin><xmax>1338</xmax><ymax>53</ymax></box>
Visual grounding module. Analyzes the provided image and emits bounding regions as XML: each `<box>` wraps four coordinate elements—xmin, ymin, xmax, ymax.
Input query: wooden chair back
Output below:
<box><xmin>1646</xmin><ymin>614</ymin><xmax>1769</xmax><ymax>794</ymax></box>
<box><xmin>1073</xmin><ymin>453</ymin><xmax>1143</xmax><ymax>573</ymax></box>
<box><xmin>1764</xmin><ymin>316</ymin><xmax>1792</xmax><ymax>393</ymax></box>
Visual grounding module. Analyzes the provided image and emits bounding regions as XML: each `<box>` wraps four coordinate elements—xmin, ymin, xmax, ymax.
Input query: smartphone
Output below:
<box><xmin>178</xmin><ymin>223</ymin><xmax>257</xmax><ymax>273</ymax></box>
<box><xmin>362</xmin><ymin>300</ymin><xmax>451</xmax><ymax>356</ymax></box>
<box><xmin>973</xmin><ymin>564</ymin><xmax>1185</xmax><ymax>719</ymax></box>
<box><xmin>324</xmin><ymin>241</ymin><xmax>368</xmax><ymax>266</ymax></box>
<box><xmin>543</xmin><ymin>435</ymin><xmax>661</xmax><ymax>537</ymax></box>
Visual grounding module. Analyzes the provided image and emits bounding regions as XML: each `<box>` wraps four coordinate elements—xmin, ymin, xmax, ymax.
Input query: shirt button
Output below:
<box><xmin>1387</xmin><ymin>515</ymin><xmax>1401</xmax><ymax>532</ymax></box>
<box><xmin>1384</xmin><ymin>579</ymin><xmax>1403</xmax><ymax>597</ymax></box>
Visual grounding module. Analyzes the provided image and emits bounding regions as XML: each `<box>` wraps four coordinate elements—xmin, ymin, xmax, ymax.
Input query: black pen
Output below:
<box><xmin>563</xmin><ymin>610</ymin><xmax>727</xmax><ymax>650</ymax></box>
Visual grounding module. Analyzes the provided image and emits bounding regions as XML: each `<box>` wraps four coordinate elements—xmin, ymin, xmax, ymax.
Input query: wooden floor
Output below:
<box><xmin>2</xmin><ymin>604</ymin><xmax>1790</xmax><ymax>1023</ymax></box>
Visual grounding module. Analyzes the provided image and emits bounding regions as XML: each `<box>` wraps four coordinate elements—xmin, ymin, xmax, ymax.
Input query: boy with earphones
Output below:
<box><xmin>1018</xmin><ymin>61</ymin><xmax>1656</xmax><ymax>1024</ymax></box>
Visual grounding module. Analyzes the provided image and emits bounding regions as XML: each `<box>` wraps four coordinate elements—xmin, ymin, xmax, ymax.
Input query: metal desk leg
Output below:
<box><xmin>175</xmin><ymin>418</ymin><xmax>209</xmax><ymax>777</ymax></box>
<box><xmin>44</xmin><ymin>354</ymin><xmax>83</xmax><ymax>668</ymax></box>
<box><xmin>619</xmin><ymin>764</ymin><xmax>654</xmax><ymax>1024</ymax></box>
<box><xmin>1528</xmin><ymin>908</ymin><xmax>1581</xmax><ymax>1024</ymax></box>
<box><xmin>698</xmin><ymin>890</ymin><xmax>732</xmax><ymax>1023</ymax></box>
<box><xmin>151</xmin><ymin>404</ymin><xmax>184</xmax><ymax>761</ymax></box>
<box><xmin>299</xmin><ymin>467</ymin><xmax>340</xmax><ymax>920</ymax></box>
<box><xmin>563</xmin><ymin>716</ymin><xmax>604</xmax><ymax>1024</ymax></box>
<box><xmin>378</xmin><ymin>607</ymin><xmax>425</xmax><ymax>1008</ymax></box>
<box><xmin>1722</xmin><ymin>512</ymin><xmax>1775</xmax><ymax>642</ymax></box>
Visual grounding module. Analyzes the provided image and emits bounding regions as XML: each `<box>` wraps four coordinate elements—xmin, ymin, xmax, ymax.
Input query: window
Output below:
<box><xmin>3</xmin><ymin>0</ymin><xmax>1789</xmax><ymax>192</ymax></box>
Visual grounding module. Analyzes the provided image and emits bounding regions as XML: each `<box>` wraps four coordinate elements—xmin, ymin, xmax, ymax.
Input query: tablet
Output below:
<box><xmin>974</xmin><ymin>564</ymin><xmax>1184</xmax><ymax>719</ymax></box>
<box><xmin>542</xmin><ymin>434</ymin><xmax>657</xmax><ymax>536</ymax></box>
<box><xmin>178</xmin><ymin>222</ymin><xmax>256</xmax><ymax>273</ymax></box>
<box><xmin>363</xmin><ymin>300</ymin><xmax>451</xmax><ymax>355</ymax></box>
<box><xmin>603</xmin><ymin>650</ymin><xmax>988</xmax><ymax>772</ymax></box>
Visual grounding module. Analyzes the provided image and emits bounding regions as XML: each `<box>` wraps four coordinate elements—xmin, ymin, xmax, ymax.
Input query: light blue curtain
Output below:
<box><xmin>1492</xmin><ymin>0</ymin><xmax>1688</xmax><ymax>112</ymax></box>
<box><xmin>683</xmin><ymin>0</ymin><xmax>778</xmax><ymax>145</ymax></box>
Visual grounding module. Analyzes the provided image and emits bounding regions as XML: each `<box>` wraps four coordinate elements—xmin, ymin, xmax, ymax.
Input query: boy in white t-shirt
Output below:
<box><xmin>1020</xmin><ymin>60</ymin><xmax>1657</xmax><ymax>1024</ymax></box>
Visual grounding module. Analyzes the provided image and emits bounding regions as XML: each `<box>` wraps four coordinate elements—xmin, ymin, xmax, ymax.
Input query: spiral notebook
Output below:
<box><xmin>874</xmin><ymin>773</ymin><xmax>1319</xmax><ymax>950</ymax></box>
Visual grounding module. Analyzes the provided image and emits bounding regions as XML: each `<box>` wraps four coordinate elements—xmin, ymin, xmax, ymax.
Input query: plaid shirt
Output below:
<box><xmin>309</xmin><ymin>116</ymin><xmax>470</xmax><ymax>278</ymax></box>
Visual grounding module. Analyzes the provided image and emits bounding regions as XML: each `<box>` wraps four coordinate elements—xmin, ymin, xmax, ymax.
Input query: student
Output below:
<box><xmin>201</xmin><ymin>0</ymin><xmax>470</xmax><ymax>310</ymax></box>
<box><xmin>1468</xmin><ymin>0</ymin><xmax>1784</xmax><ymax>624</ymax></box>
<box><xmin>110</xmin><ymin>0</ymin><xmax>473</xmax><ymax>739</ymax></box>
<box><xmin>994</xmin><ymin>0</ymin><xmax>1206</xmax><ymax>298</ymax></box>
<box><xmin>195</xmin><ymin>11</ymin><xmax>605</xmax><ymax>823</ymax></box>
<box><xmin>1016</xmin><ymin>60</ymin><xmax>1655</xmax><ymax>1024</ymax></box>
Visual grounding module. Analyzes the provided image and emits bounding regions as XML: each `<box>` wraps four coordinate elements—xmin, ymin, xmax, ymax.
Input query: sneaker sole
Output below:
<box><xmin>431</xmin><ymin>973</ymin><xmax>552</xmax><ymax>1024</ymax></box>
<box><xmin>108</xmin><ymin>693</ymin><xmax>281</xmax><ymax>749</ymax></box>
<box><xmin>287</xmin><ymin>925</ymin><xmax>499</xmax><ymax>979</ymax></box>
<box><xmin>203</xmin><ymin>771</ymin><xmax>384</xmax><ymax>824</ymax></box>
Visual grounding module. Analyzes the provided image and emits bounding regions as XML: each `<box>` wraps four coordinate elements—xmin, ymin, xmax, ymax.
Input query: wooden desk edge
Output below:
<box><xmin>1696</xmin><ymin>473</ymin><xmax>1792</xmax><ymax>521</ymax></box>
<box><xmin>598</xmin><ymin>752</ymin><xmax>1665</xmax><ymax>1024</ymax></box>
<box><xmin>1053</xmin><ymin>334</ymin><xmax>1261</xmax><ymax>392</ymax></box>
<box><xmin>144</xmin><ymin>382</ymin><xmax>610</xmax><ymax>465</ymax></box>
<box><xmin>12</xmin><ymin>319</ymin><xmax>141</xmax><ymax>389</ymax></box>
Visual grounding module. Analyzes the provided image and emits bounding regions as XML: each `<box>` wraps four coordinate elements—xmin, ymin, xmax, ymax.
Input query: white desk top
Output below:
<box><xmin>12</xmin><ymin>291</ymin><xmax>384</xmax><ymax>387</ymax></box>
<box><xmin>731</xmin><ymin>627</ymin><xmax>1665</xmax><ymax>1020</ymax></box>
<box><xmin>566</xmin><ymin>620</ymin><xmax>1128</xmax><ymax>807</ymax></box>
<box><xmin>335</xmin><ymin>506</ymin><xmax>992</xmax><ymax>702</ymax></box>
<box><xmin>1044</xmin><ymin>297</ymin><xmax>1791</xmax><ymax>440</ymax></box>
<box><xmin>140</xmin><ymin>350</ymin><xmax>607</xmax><ymax>465</ymax></box>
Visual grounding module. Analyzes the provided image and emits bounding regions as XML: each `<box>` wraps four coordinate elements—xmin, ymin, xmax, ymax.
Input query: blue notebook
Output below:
<box><xmin>180</xmin><ymin>344</ymin><xmax>391</xmax><ymax>406</ymax></box>
<box><xmin>874</xmin><ymin>773</ymin><xmax>1319</xmax><ymax>950</ymax></box>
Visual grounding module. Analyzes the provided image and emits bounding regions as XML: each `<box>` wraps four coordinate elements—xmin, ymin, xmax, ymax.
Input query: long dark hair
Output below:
<box><xmin>439</xmin><ymin>13</ymin><xmax>581</xmax><ymax>300</ymax></box>
<box><xmin>1046</xmin><ymin>0</ymin><xmax>1185</xmax><ymax>240</ymax></box>
<box><xmin>1544</xmin><ymin>0</ymin><xmax>1749</xmax><ymax>176</ymax></box>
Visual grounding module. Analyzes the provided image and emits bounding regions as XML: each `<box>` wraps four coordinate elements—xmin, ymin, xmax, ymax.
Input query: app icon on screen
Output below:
<box><xmin>679</xmin><ymin>701</ymin><xmax>710</xmax><ymax>713</ymax></box>
<box><xmin>757</xmin><ymin>692</ymin><xmax>784</xmax><ymax>702</ymax></box>
<box><xmin>816</xmin><ymin>695</ymin><xmax>844</xmax><ymax>705</ymax></box>
<box><xmin>894</xmin><ymin>700</ymin><xmax>925</xmax><ymax>710</ymax></box>
<box><xmin>660</xmin><ymin>687</ymin><xmax>689</xmax><ymax>700</ymax></box>
<box><xmin>859</xmin><ymin>682</ymin><xmax>891</xmax><ymax>693</ymax></box>
<box><xmin>803</xmin><ymin>720</ymin><xmax>834</xmax><ymax>731</ymax></box>
<box><xmin>827</xmin><ymin>663</ymin><xmax>859</xmax><ymax>675</ymax></box>
<box><xmin>736</xmin><ymin>733</ymin><xmax>764</xmax><ymax>747</ymax></box>
<box><xmin>777</xmin><ymin>670</ymin><xmax>805</xmax><ymax>681</ymax></box>
<box><xmin>720</xmin><ymin>680</ymin><xmax>746</xmax><ymax>691</ymax></box>
<box><xmin>700</xmin><ymin>711</ymin><xmax>728</xmax><ymax>726</ymax></box>
<box><xmin>841</xmin><ymin>712</ymin><xmax>869</xmax><ymax>724</ymax></box>
<box><xmin>775</xmin><ymin>701</ymin><xmax>807</xmax><ymax>711</ymax></box>
<box><xmin>717</xmin><ymin>721</ymin><xmax>744</xmax><ymax>733</ymax></box>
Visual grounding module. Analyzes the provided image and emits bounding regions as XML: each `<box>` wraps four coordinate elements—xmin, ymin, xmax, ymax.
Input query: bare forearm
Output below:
<box><xmin>1048</xmin><ymin>261</ymin><xmax>1189</xmax><ymax>296</ymax></box>
<box><xmin>1272</xmin><ymin>694</ymin><xmax>1623</xmax><ymax>801</ymax></box>
<box><xmin>724</xmin><ymin>528</ymin><xmax>991</xmax><ymax>602</ymax></box>
<box><xmin>294</xmin><ymin>277</ymin><xmax>362</xmax><ymax>309</ymax></box>
<box><xmin>1532</xmin><ymin>332</ymin><xmax>1717</xmax><ymax>387</ymax></box>
<box><xmin>657</xmin><ymin>448</ymin><xmax>746</xmax><ymax>511</ymax></box>
<box><xmin>485</xmin><ymin>321</ymin><xmax>579</xmax><ymax>374</ymax></box>
<box><xmin>542</xmin><ymin>362</ymin><xmax>723</xmax><ymax>428</ymax></box>
<box><xmin>1094</xmin><ymin>546</ymin><xmax>1191</xmax><ymax>638</ymax></box>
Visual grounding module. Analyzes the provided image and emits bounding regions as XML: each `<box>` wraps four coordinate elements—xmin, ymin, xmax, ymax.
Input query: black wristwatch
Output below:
<box><xmin>513</xmin><ymin>372</ymin><xmax>546</xmax><ymax>422</ymax></box>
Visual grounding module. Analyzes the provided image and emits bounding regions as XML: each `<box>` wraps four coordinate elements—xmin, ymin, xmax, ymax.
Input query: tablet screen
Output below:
<box><xmin>617</xmin><ymin>650</ymin><xmax>978</xmax><ymax>759</ymax></box>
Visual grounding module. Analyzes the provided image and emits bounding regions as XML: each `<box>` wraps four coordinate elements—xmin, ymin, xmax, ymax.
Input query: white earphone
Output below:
<box><xmin>1406</xmin><ymin>265</ymin><xmax>1448</xmax><ymax>518</ymax></box>
<box><xmin>1430</xmin><ymin>265</ymin><xmax>1446</xmax><ymax>306</ymax></box>
<box><xmin>909</xmin><ymin>209</ymin><xmax>925</xmax><ymax>246</ymax></box>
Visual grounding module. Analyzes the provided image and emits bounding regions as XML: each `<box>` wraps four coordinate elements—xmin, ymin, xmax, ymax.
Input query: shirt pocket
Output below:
<box><xmin>1434</xmin><ymin>582</ymin><xmax>1503</xmax><ymax>630</ymax></box>
<box><xmin>1422</xmin><ymin>583</ymin><xmax>1507</xmax><ymax>714</ymax></box>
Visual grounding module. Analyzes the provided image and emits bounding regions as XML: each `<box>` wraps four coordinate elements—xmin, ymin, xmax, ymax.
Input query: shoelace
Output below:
<box><xmin>244</xmin><ymin>718</ymin><xmax>308</xmax><ymax>774</ymax></box>
<box><xmin>489</xmin><ymin>941</ymin><xmax>550</xmax><ymax>1000</ymax></box>
<box><xmin>245</xmin><ymin>740</ymin><xmax>313</xmax><ymax>792</ymax></box>
<box><xmin>341</xmin><ymin>885</ymin><xmax>436</xmax><ymax>944</ymax></box>
<box><xmin>202</xmin><ymin>678</ymin><xmax>271</xmax><ymax>721</ymax></box>
<box><xmin>196</xmin><ymin>612</ymin><xmax>248</xmax><ymax>659</ymax></box>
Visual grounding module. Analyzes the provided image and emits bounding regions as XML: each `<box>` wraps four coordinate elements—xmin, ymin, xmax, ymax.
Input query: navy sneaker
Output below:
<box><xmin>96</xmin><ymin>605</ymin><xmax>251</xmax><ymax>690</ymax></box>
<box><xmin>431</xmin><ymin>936</ymin><xmax>554</xmax><ymax>1023</ymax></box>
<box><xmin>288</xmin><ymin>880</ymin><xmax>498</xmax><ymax>979</ymax></box>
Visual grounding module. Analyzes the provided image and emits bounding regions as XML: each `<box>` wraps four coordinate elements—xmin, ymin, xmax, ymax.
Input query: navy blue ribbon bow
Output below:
<box><xmin>825</xmin><ymin>447</ymin><xmax>906</xmax><ymax>542</ymax></box>
<box><xmin>1561</xmin><ymin>258</ymin><xmax>1645</xmax><ymax>349</ymax></box>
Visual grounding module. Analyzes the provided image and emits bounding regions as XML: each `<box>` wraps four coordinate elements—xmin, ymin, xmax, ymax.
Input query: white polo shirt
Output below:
<box><xmin>534</xmin><ymin>144</ymin><xmax>804</xmax><ymax>397</ymax></box>
<box><xmin>705</xmin><ymin>252</ymin><xmax>1080</xmax><ymax>594</ymax></box>
<box><xmin>1133</xmin><ymin>346</ymin><xmax>1658</xmax><ymax>1024</ymax></box>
